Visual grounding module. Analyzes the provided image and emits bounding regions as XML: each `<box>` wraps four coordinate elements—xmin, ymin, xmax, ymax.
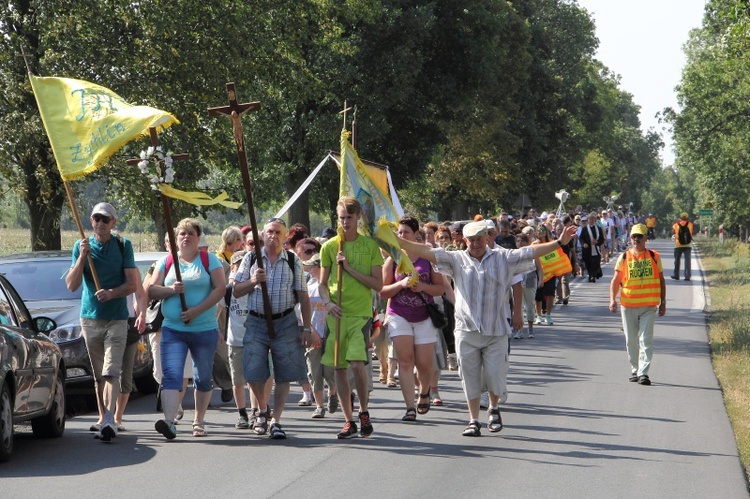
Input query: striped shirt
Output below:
<box><xmin>234</xmin><ymin>249</ymin><xmax>305</xmax><ymax>314</ymax></box>
<box><xmin>434</xmin><ymin>245</ymin><xmax>535</xmax><ymax>336</ymax></box>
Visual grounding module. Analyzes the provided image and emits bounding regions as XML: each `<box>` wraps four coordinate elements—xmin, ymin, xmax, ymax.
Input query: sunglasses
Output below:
<box><xmin>92</xmin><ymin>215</ymin><xmax>111</xmax><ymax>223</ymax></box>
<box><xmin>267</xmin><ymin>217</ymin><xmax>286</xmax><ymax>226</ymax></box>
<box><xmin>631</xmin><ymin>234</ymin><xmax>644</xmax><ymax>240</ymax></box>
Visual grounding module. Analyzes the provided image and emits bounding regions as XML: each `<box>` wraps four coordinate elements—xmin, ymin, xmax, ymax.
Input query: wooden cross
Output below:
<box><xmin>127</xmin><ymin>127</ymin><xmax>190</xmax><ymax>314</ymax></box>
<box><xmin>208</xmin><ymin>82</ymin><xmax>277</xmax><ymax>338</ymax></box>
<box><xmin>17</xmin><ymin>44</ymin><xmax>34</xmax><ymax>74</ymax></box>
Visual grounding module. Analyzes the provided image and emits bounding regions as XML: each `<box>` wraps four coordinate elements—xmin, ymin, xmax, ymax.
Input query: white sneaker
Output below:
<box><xmin>528</xmin><ymin>328</ymin><xmax>535</xmax><ymax>338</ymax></box>
<box><xmin>513</xmin><ymin>331</ymin><xmax>524</xmax><ymax>339</ymax></box>
<box><xmin>534</xmin><ymin>316</ymin><xmax>543</xmax><ymax>325</ymax></box>
<box><xmin>545</xmin><ymin>315</ymin><xmax>554</xmax><ymax>325</ymax></box>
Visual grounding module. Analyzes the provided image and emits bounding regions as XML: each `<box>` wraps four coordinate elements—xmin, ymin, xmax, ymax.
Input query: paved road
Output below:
<box><xmin>1</xmin><ymin>239</ymin><xmax>747</xmax><ymax>498</ymax></box>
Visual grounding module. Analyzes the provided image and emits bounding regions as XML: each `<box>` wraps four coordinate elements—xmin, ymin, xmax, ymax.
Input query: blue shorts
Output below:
<box><xmin>243</xmin><ymin>313</ymin><xmax>306</xmax><ymax>383</ymax></box>
<box><xmin>160</xmin><ymin>326</ymin><xmax>218</xmax><ymax>392</ymax></box>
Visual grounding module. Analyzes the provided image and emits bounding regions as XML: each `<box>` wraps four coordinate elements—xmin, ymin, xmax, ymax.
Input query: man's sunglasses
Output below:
<box><xmin>631</xmin><ymin>234</ymin><xmax>644</xmax><ymax>240</ymax></box>
<box><xmin>92</xmin><ymin>215</ymin><xmax>111</xmax><ymax>223</ymax></box>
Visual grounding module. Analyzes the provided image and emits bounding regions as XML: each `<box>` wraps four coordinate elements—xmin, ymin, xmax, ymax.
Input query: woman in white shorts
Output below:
<box><xmin>380</xmin><ymin>216</ymin><xmax>444</xmax><ymax>422</ymax></box>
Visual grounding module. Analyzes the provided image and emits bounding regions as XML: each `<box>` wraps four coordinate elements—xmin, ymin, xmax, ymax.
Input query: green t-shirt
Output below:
<box><xmin>321</xmin><ymin>234</ymin><xmax>383</xmax><ymax>317</ymax></box>
<box><xmin>72</xmin><ymin>235</ymin><xmax>135</xmax><ymax>320</ymax></box>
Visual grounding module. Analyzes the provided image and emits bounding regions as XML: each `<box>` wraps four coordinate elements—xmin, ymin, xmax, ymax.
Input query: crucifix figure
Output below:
<box><xmin>127</xmin><ymin>127</ymin><xmax>190</xmax><ymax>313</ymax></box>
<box><xmin>207</xmin><ymin>83</ymin><xmax>277</xmax><ymax>338</ymax></box>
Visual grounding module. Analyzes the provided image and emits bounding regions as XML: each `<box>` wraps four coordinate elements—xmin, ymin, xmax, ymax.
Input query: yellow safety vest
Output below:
<box><xmin>646</xmin><ymin>216</ymin><xmax>656</xmax><ymax>228</ymax></box>
<box><xmin>617</xmin><ymin>249</ymin><xmax>662</xmax><ymax>307</ymax></box>
<box><xmin>539</xmin><ymin>247</ymin><xmax>572</xmax><ymax>283</ymax></box>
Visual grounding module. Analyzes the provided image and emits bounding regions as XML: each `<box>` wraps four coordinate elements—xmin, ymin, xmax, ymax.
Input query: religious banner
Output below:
<box><xmin>539</xmin><ymin>247</ymin><xmax>573</xmax><ymax>283</ymax></box>
<box><xmin>29</xmin><ymin>75</ymin><xmax>178</xmax><ymax>180</ymax></box>
<box><xmin>339</xmin><ymin>130</ymin><xmax>414</xmax><ymax>276</ymax></box>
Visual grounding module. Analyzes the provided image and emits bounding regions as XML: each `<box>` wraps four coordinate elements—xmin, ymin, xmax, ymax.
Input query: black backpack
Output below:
<box><xmin>677</xmin><ymin>223</ymin><xmax>692</xmax><ymax>245</ymax></box>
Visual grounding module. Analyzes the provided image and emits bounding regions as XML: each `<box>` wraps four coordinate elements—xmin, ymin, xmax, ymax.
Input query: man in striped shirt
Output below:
<box><xmin>233</xmin><ymin>218</ymin><xmax>316</xmax><ymax>439</ymax></box>
<box><xmin>397</xmin><ymin>220</ymin><xmax>578</xmax><ymax>437</ymax></box>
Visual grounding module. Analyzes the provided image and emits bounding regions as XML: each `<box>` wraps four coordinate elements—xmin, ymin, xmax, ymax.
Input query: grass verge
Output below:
<box><xmin>700</xmin><ymin>238</ymin><xmax>750</xmax><ymax>479</ymax></box>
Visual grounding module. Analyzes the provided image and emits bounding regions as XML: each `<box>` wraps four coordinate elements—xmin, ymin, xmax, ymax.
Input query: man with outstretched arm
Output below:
<box><xmin>397</xmin><ymin>220</ymin><xmax>578</xmax><ymax>436</ymax></box>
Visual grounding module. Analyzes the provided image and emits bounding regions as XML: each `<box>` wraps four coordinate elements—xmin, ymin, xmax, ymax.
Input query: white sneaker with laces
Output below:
<box><xmin>479</xmin><ymin>392</ymin><xmax>489</xmax><ymax>409</ymax></box>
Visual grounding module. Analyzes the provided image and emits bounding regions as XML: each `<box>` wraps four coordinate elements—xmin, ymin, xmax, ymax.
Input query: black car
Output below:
<box><xmin>0</xmin><ymin>273</ymin><xmax>66</xmax><ymax>462</ymax></box>
<box><xmin>0</xmin><ymin>251</ymin><xmax>163</xmax><ymax>397</ymax></box>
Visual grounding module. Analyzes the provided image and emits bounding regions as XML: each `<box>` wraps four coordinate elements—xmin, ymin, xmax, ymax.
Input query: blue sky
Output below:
<box><xmin>576</xmin><ymin>0</ymin><xmax>707</xmax><ymax>166</ymax></box>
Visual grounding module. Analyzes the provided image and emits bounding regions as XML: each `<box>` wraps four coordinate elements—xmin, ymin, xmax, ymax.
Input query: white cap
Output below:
<box><xmin>485</xmin><ymin>220</ymin><xmax>496</xmax><ymax>231</ymax></box>
<box><xmin>198</xmin><ymin>235</ymin><xmax>209</xmax><ymax>249</ymax></box>
<box><xmin>463</xmin><ymin>221</ymin><xmax>488</xmax><ymax>238</ymax></box>
<box><xmin>91</xmin><ymin>202</ymin><xmax>117</xmax><ymax>219</ymax></box>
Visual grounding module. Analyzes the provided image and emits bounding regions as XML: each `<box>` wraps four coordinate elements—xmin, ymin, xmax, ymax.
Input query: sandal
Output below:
<box><xmin>401</xmin><ymin>407</ymin><xmax>417</xmax><ymax>422</ymax></box>
<box><xmin>387</xmin><ymin>378</ymin><xmax>397</xmax><ymax>387</ymax></box>
<box><xmin>462</xmin><ymin>421</ymin><xmax>481</xmax><ymax>437</ymax></box>
<box><xmin>487</xmin><ymin>408</ymin><xmax>503</xmax><ymax>433</ymax></box>
<box><xmin>432</xmin><ymin>397</ymin><xmax>443</xmax><ymax>407</ymax></box>
<box><xmin>417</xmin><ymin>391</ymin><xmax>431</xmax><ymax>415</ymax></box>
<box><xmin>192</xmin><ymin>421</ymin><xmax>207</xmax><ymax>437</ymax></box>
<box><xmin>253</xmin><ymin>411</ymin><xmax>269</xmax><ymax>435</ymax></box>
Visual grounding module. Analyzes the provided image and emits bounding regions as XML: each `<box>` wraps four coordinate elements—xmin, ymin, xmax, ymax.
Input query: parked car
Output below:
<box><xmin>0</xmin><ymin>250</ymin><xmax>166</xmax><ymax>397</ymax></box>
<box><xmin>0</xmin><ymin>273</ymin><xmax>65</xmax><ymax>462</ymax></box>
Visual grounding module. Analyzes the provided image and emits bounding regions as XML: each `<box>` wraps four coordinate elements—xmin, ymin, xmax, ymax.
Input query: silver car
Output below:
<box><xmin>0</xmin><ymin>251</ymin><xmax>166</xmax><ymax>397</ymax></box>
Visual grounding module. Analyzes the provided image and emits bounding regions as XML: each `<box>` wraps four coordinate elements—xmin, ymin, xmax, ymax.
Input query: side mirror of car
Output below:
<box><xmin>34</xmin><ymin>317</ymin><xmax>58</xmax><ymax>334</ymax></box>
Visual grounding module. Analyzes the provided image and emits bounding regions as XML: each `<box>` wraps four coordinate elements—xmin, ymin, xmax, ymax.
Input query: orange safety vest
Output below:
<box><xmin>645</xmin><ymin>216</ymin><xmax>656</xmax><ymax>228</ymax></box>
<box><xmin>617</xmin><ymin>249</ymin><xmax>662</xmax><ymax>307</ymax></box>
<box><xmin>539</xmin><ymin>247</ymin><xmax>572</xmax><ymax>283</ymax></box>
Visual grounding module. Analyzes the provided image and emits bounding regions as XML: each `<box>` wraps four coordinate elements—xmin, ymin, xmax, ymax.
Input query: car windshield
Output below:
<box><xmin>0</xmin><ymin>257</ymin><xmax>158</xmax><ymax>302</ymax></box>
<box><xmin>0</xmin><ymin>259</ymin><xmax>78</xmax><ymax>301</ymax></box>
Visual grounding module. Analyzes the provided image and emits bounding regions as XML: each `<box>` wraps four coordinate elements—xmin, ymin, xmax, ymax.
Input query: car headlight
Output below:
<box><xmin>49</xmin><ymin>323</ymin><xmax>83</xmax><ymax>343</ymax></box>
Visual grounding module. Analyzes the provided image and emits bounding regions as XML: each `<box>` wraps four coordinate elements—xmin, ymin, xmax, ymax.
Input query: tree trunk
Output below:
<box><xmin>26</xmin><ymin>158</ymin><xmax>65</xmax><ymax>251</ymax></box>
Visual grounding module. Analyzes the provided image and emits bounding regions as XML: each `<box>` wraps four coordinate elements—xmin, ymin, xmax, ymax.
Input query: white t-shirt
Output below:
<box><xmin>307</xmin><ymin>278</ymin><xmax>327</xmax><ymax>338</ymax></box>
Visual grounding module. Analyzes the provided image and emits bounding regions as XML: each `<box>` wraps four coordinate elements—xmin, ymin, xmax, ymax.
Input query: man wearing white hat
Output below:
<box><xmin>397</xmin><ymin>220</ymin><xmax>577</xmax><ymax>436</ymax></box>
<box><xmin>66</xmin><ymin>202</ymin><xmax>141</xmax><ymax>442</ymax></box>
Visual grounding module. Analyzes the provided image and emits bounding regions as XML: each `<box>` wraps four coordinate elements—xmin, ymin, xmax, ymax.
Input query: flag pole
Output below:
<box><xmin>334</xmin><ymin>228</ymin><xmax>344</xmax><ymax>368</ymax></box>
<box><xmin>63</xmin><ymin>181</ymin><xmax>102</xmax><ymax>290</ymax></box>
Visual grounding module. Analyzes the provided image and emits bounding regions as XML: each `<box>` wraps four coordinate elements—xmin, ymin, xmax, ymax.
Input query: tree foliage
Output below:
<box><xmin>1</xmin><ymin>0</ymin><xmax>664</xmax><ymax>250</ymax></box>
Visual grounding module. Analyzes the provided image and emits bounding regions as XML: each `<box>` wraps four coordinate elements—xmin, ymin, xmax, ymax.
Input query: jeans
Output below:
<box><xmin>160</xmin><ymin>326</ymin><xmax>219</xmax><ymax>392</ymax></box>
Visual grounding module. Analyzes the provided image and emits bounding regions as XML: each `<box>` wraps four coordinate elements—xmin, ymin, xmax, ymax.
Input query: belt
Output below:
<box><xmin>248</xmin><ymin>308</ymin><xmax>295</xmax><ymax>320</ymax></box>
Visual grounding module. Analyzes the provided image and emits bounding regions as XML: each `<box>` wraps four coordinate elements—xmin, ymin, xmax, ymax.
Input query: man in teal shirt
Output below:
<box><xmin>66</xmin><ymin>202</ymin><xmax>140</xmax><ymax>442</ymax></box>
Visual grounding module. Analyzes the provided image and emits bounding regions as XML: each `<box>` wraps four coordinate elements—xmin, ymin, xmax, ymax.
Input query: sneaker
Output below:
<box><xmin>298</xmin><ymin>395</ymin><xmax>313</xmax><ymax>407</ymax></box>
<box><xmin>562</xmin><ymin>298</ymin><xmax>568</xmax><ymax>305</ymax></box>
<box><xmin>312</xmin><ymin>407</ymin><xmax>326</xmax><ymax>419</ymax></box>
<box><xmin>479</xmin><ymin>392</ymin><xmax>489</xmax><ymax>409</ymax></box>
<box><xmin>534</xmin><ymin>316</ymin><xmax>543</xmax><ymax>325</ymax></box>
<box><xmin>327</xmin><ymin>394</ymin><xmax>339</xmax><ymax>414</ymax></box>
<box><xmin>513</xmin><ymin>331</ymin><xmax>524</xmax><ymax>339</ymax></box>
<box><xmin>554</xmin><ymin>298</ymin><xmax>562</xmax><ymax>305</ymax></box>
<box><xmin>670</xmin><ymin>275</ymin><xmax>679</xmax><ymax>281</ymax></box>
<box><xmin>629</xmin><ymin>373</ymin><xmax>638</xmax><ymax>382</ymax></box>
<box><xmin>545</xmin><ymin>315</ymin><xmax>554</xmax><ymax>325</ymax></box>
<box><xmin>487</xmin><ymin>408</ymin><xmax>503</xmax><ymax>433</ymax></box>
<box><xmin>269</xmin><ymin>422</ymin><xmax>287</xmax><ymax>440</ymax></box>
<box><xmin>337</xmin><ymin>421</ymin><xmax>358</xmax><ymax>439</ymax></box>
<box><xmin>235</xmin><ymin>415</ymin><xmax>250</xmax><ymax>429</ymax></box>
<box><xmin>98</xmin><ymin>422</ymin><xmax>117</xmax><ymax>442</ymax></box>
<box><xmin>637</xmin><ymin>375</ymin><xmax>651</xmax><ymax>386</ymax></box>
<box><xmin>528</xmin><ymin>328</ymin><xmax>535</xmax><ymax>338</ymax></box>
<box><xmin>359</xmin><ymin>411</ymin><xmax>373</xmax><ymax>437</ymax></box>
<box><xmin>155</xmin><ymin>419</ymin><xmax>177</xmax><ymax>440</ymax></box>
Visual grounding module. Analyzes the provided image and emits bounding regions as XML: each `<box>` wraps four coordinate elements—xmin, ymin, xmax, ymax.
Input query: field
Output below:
<box><xmin>0</xmin><ymin>228</ymin><xmax>223</xmax><ymax>255</ymax></box>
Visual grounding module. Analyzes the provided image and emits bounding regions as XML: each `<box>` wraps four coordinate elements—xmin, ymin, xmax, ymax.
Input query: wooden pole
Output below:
<box><xmin>207</xmin><ymin>82</ymin><xmax>275</xmax><ymax>338</ymax></box>
<box><xmin>126</xmin><ymin>127</ymin><xmax>190</xmax><ymax>313</ymax></box>
<box><xmin>334</xmin><ymin>232</ymin><xmax>345</xmax><ymax>368</ymax></box>
<box><xmin>63</xmin><ymin>181</ymin><xmax>101</xmax><ymax>290</ymax></box>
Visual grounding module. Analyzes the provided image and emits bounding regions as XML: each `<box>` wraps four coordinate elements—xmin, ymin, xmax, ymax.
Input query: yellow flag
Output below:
<box><xmin>29</xmin><ymin>75</ymin><xmax>179</xmax><ymax>181</ymax></box>
<box><xmin>339</xmin><ymin>130</ymin><xmax>415</xmax><ymax>277</ymax></box>
<box><xmin>158</xmin><ymin>184</ymin><xmax>242</xmax><ymax>209</ymax></box>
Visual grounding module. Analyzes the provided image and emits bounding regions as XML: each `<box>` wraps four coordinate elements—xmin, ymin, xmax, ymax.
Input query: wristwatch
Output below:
<box><xmin>556</xmin><ymin>239</ymin><xmax>564</xmax><ymax>247</ymax></box>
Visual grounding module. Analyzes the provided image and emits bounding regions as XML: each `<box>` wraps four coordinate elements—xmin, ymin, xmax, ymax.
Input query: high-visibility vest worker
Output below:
<box><xmin>645</xmin><ymin>216</ymin><xmax>657</xmax><ymax>228</ymax></box>
<box><xmin>615</xmin><ymin>249</ymin><xmax>663</xmax><ymax>307</ymax></box>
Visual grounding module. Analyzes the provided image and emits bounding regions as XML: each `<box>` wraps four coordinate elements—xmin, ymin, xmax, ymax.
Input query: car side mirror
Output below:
<box><xmin>34</xmin><ymin>317</ymin><xmax>58</xmax><ymax>334</ymax></box>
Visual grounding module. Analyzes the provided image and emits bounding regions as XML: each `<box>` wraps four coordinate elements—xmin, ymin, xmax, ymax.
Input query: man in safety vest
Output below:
<box><xmin>608</xmin><ymin>223</ymin><xmax>666</xmax><ymax>386</ymax></box>
<box><xmin>645</xmin><ymin>214</ymin><xmax>657</xmax><ymax>240</ymax></box>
